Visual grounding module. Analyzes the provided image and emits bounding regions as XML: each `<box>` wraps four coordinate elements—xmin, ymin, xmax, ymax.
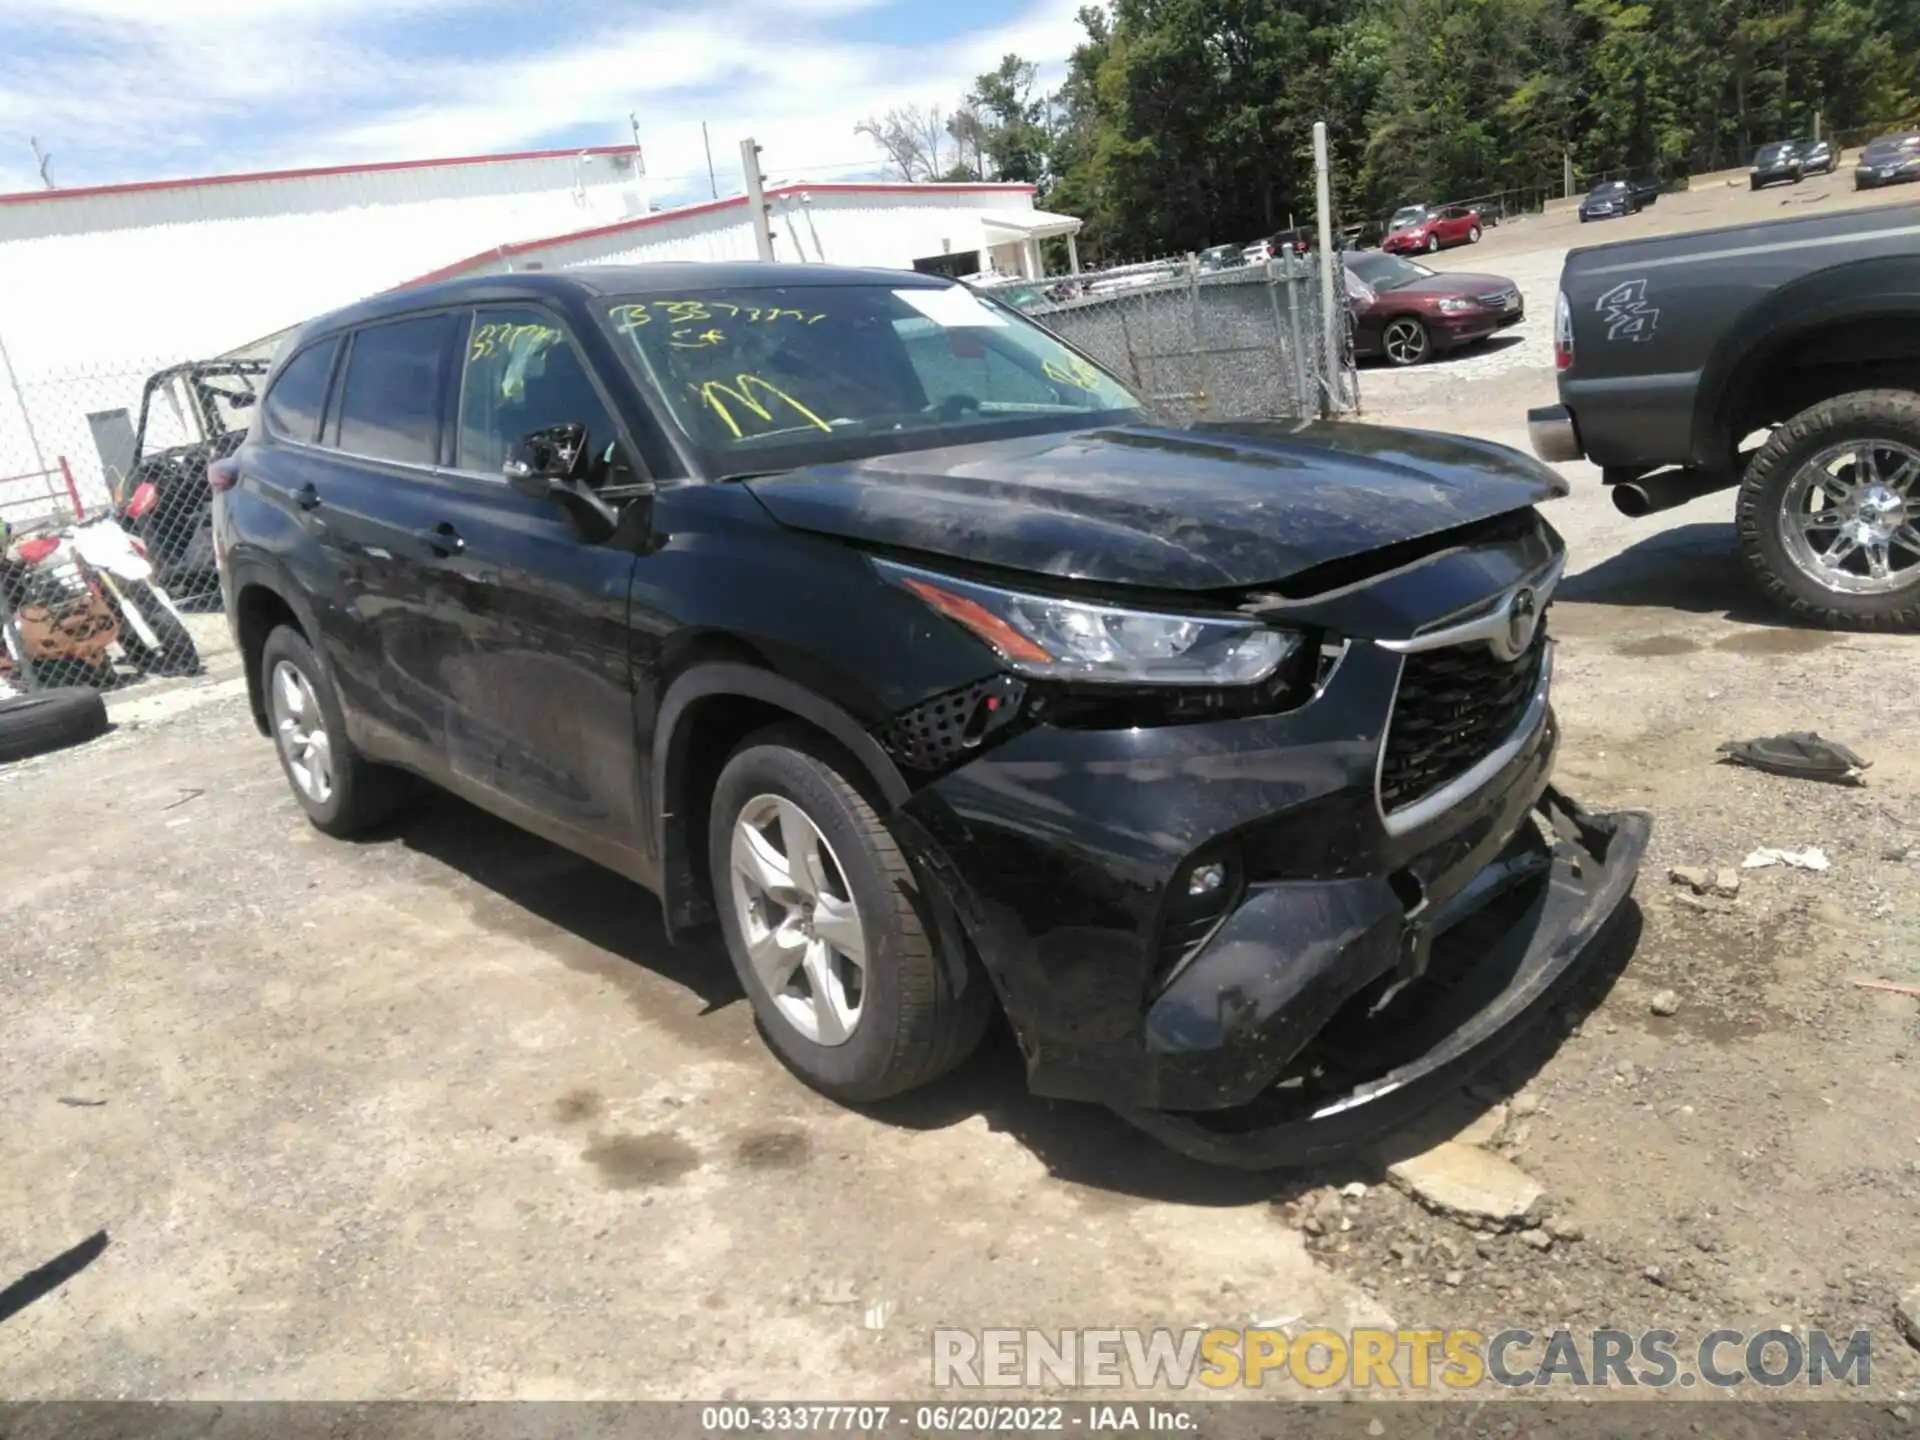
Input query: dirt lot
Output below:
<box><xmin>4</xmin><ymin>179</ymin><xmax>1920</xmax><ymax>1406</ymax></box>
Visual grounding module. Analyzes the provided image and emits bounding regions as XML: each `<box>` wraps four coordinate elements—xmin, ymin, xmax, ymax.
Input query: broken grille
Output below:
<box><xmin>1379</xmin><ymin>627</ymin><xmax>1547</xmax><ymax>813</ymax></box>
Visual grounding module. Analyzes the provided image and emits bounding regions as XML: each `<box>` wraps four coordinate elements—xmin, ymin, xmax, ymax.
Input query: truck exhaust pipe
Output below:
<box><xmin>1609</xmin><ymin>470</ymin><xmax>1730</xmax><ymax>518</ymax></box>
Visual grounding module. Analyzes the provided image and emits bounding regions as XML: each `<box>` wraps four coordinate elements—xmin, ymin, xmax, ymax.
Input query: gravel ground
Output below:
<box><xmin>3</xmin><ymin>180</ymin><xmax>1919</xmax><ymax>1405</ymax></box>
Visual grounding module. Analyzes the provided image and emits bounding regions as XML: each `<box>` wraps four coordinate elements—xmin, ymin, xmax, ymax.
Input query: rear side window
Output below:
<box><xmin>335</xmin><ymin>314</ymin><xmax>456</xmax><ymax>466</ymax></box>
<box><xmin>262</xmin><ymin>339</ymin><xmax>337</xmax><ymax>443</ymax></box>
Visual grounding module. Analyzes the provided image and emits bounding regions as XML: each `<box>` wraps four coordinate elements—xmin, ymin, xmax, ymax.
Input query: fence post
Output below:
<box><xmin>0</xmin><ymin>328</ymin><xmax>49</xmax><ymax>478</ymax></box>
<box><xmin>1270</xmin><ymin>257</ymin><xmax>1308</xmax><ymax>417</ymax></box>
<box><xmin>1186</xmin><ymin>256</ymin><xmax>1215</xmax><ymax>418</ymax></box>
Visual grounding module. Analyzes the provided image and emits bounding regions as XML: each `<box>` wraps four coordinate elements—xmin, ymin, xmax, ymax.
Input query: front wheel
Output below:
<box><xmin>1381</xmin><ymin>316</ymin><xmax>1431</xmax><ymax>367</ymax></box>
<box><xmin>1735</xmin><ymin>390</ymin><xmax>1920</xmax><ymax>630</ymax></box>
<box><xmin>709</xmin><ymin>728</ymin><xmax>990</xmax><ymax>1103</ymax></box>
<box><xmin>1424</xmin><ymin>233</ymin><xmax>1441</xmax><ymax>253</ymax></box>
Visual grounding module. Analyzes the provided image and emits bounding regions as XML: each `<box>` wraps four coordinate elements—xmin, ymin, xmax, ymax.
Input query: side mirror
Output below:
<box><xmin>504</xmin><ymin>422</ymin><xmax>590</xmax><ymax>499</ymax></box>
<box><xmin>503</xmin><ymin>422</ymin><xmax>624</xmax><ymax>543</ymax></box>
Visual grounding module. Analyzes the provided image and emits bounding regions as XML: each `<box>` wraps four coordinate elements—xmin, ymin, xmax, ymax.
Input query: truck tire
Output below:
<box><xmin>708</xmin><ymin>725</ymin><xmax>991</xmax><ymax>1103</ymax></box>
<box><xmin>0</xmin><ymin>687</ymin><xmax>110</xmax><ymax>763</ymax></box>
<box><xmin>1735</xmin><ymin>389</ymin><xmax>1920</xmax><ymax>630</ymax></box>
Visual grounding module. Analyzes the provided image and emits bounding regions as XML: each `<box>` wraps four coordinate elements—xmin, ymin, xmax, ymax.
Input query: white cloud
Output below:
<box><xmin>0</xmin><ymin>0</ymin><xmax>1088</xmax><ymax>196</ymax></box>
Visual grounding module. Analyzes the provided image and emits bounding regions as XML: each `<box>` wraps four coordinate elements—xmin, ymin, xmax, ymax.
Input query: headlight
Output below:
<box><xmin>1437</xmin><ymin>297</ymin><xmax>1481</xmax><ymax>313</ymax></box>
<box><xmin>877</xmin><ymin>560</ymin><xmax>1298</xmax><ymax>686</ymax></box>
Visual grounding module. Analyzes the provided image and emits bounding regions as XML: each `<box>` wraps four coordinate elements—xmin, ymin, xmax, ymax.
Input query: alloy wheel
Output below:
<box><xmin>729</xmin><ymin>793</ymin><xmax>867</xmax><ymax>1046</ymax></box>
<box><xmin>1778</xmin><ymin>439</ymin><xmax>1920</xmax><ymax>595</ymax></box>
<box><xmin>1383</xmin><ymin>318</ymin><xmax>1429</xmax><ymax>366</ymax></box>
<box><xmin>270</xmin><ymin>659</ymin><xmax>334</xmax><ymax>804</ymax></box>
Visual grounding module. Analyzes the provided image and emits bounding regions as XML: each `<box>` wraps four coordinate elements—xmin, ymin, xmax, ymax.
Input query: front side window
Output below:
<box><xmin>263</xmin><ymin>341</ymin><xmax>337</xmax><ymax>444</ymax></box>
<box><xmin>335</xmin><ymin>314</ymin><xmax>455</xmax><ymax>466</ymax></box>
<box><xmin>456</xmin><ymin>308</ymin><xmax>621</xmax><ymax>476</ymax></box>
<box><xmin>602</xmin><ymin>284</ymin><xmax>1141</xmax><ymax>479</ymax></box>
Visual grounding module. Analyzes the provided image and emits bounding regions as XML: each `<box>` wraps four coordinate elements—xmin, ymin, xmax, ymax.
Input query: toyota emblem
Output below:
<box><xmin>1503</xmin><ymin>587</ymin><xmax>1540</xmax><ymax>659</ymax></box>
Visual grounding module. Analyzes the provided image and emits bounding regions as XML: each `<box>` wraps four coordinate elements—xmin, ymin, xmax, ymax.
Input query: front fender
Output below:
<box><xmin>651</xmin><ymin>662</ymin><xmax>911</xmax><ymax>937</ymax></box>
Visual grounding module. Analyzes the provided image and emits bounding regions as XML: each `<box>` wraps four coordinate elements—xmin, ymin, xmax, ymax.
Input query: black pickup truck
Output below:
<box><xmin>1529</xmin><ymin>201</ymin><xmax>1920</xmax><ymax>628</ymax></box>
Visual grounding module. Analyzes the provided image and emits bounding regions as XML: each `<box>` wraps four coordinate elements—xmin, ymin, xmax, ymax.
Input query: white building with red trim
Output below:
<box><xmin>0</xmin><ymin>145</ymin><xmax>1078</xmax><ymax>518</ymax></box>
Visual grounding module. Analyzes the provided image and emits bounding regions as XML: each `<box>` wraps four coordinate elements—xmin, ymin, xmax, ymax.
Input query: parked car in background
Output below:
<box><xmin>1529</xmin><ymin>200</ymin><xmax>1920</xmax><ymax>627</ymax></box>
<box><xmin>1750</xmin><ymin>141</ymin><xmax>1807</xmax><ymax>189</ymax></box>
<box><xmin>1856</xmin><ymin>132</ymin><xmax>1920</xmax><ymax>189</ymax></box>
<box><xmin>1794</xmin><ymin>137</ymin><xmax>1837</xmax><ymax>175</ymax></box>
<box><xmin>1386</xmin><ymin>205</ymin><xmax>1434</xmax><ymax>234</ymax></box>
<box><xmin>1381</xmin><ymin>205</ymin><xmax>1483</xmax><ymax>255</ymax></box>
<box><xmin>215</xmin><ymin>262</ymin><xmax>1648</xmax><ymax>1165</ymax></box>
<box><xmin>1343</xmin><ymin>250</ymin><xmax>1524</xmax><ymax>366</ymax></box>
<box><xmin>1578</xmin><ymin>180</ymin><xmax>1640</xmax><ymax>222</ymax></box>
<box><xmin>1198</xmin><ymin>244</ymin><xmax>1247</xmax><ymax>272</ymax></box>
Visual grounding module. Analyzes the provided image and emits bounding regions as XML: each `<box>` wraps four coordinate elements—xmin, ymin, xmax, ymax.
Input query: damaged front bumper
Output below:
<box><xmin>1114</xmin><ymin>789</ymin><xmax>1649</xmax><ymax>1168</ymax></box>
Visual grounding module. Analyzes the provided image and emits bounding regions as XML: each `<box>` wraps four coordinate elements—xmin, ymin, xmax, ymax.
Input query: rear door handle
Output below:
<box><xmin>293</xmin><ymin>483</ymin><xmax>321</xmax><ymax>511</ymax></box>
<box><xmin>417</xmin><ymin>522</ymin><xmax>465</xmax><ymax>558</ymax></box>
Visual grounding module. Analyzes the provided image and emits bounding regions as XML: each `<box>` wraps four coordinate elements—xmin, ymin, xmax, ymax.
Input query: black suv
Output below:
<box><xmin>217</xmin><ymin>264</ymin><xmax>1648</xmax><ymax>1166</ymax></box>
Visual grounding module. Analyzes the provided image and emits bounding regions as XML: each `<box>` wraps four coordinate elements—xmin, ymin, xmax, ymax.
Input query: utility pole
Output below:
<box><xmin>1312</xmin><ymin>122</ymin><xmax>1341</xmax><ymax>412</ymax></box>
<box><xmin>702</xmin><ymin>122</ymin><xmax>718</xmax><ymax>199</ymax></box>
<box><xmin>1563</xmin><ymin>149</ymin><xmax>1574</xmax><ymax>199</ymax></box>
<box><xmin>739</xmin><ymin>137</ymin><xmax>776</xmax><ymax>261</ymax></box>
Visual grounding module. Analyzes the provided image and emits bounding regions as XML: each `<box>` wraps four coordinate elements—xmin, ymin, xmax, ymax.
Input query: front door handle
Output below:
<box><xmin>293</xmin><ymin>482</ymin><xmax>321</xmax><ymax>511</ymax></box>
<box><xmin>417</xmin><ymin>522</ymin><xmax>465</xmax><ymax>558</ymax></box>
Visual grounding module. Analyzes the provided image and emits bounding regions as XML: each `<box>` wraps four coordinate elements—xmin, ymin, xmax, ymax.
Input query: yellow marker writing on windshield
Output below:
<box><xmin>695</xmin><ymin>375</ymin><xmax>833</xmax><ymax>438</ymax></box>
<box><xmin>1043</xmin><ymin>355</ymin><xmax>1102</xmax><ymax>391</ymax></box>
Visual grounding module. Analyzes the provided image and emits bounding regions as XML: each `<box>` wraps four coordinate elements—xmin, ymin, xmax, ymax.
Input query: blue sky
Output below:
<box><xmin>0</xmin><ymin>0</ymin><xmax>1085</xmax><ymax>200</ymax></box>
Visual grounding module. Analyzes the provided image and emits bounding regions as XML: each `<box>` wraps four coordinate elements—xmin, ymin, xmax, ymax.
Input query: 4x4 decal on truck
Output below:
<box><xmin>1595</xmin><ymin>279</ymin><xmax>1659</xmax><ymax>342</ymax></box>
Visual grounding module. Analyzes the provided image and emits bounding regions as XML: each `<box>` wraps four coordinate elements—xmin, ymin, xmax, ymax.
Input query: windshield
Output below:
<box><xmin>1864</xmin><ymin>134</ymin><xmax>1920</xmax><ymax>159</ymax></box>
<box><xmin>604</xmin><ymin>284</ymin><xmax>1143</xmax><ymax>478</ymax></box>
<box><xmin>1388</xmin><ymin>207</ymin><xmax>1428</xmax><ymax>230</ymax></box>
<box><xmin>1755</xmin><ymin>143</ymin><xmax>1793</xmax><ymax>163</ymax></box>
<box><xmin>1344</xmin><ymin>252</ymin><xmax>1432</xmax><ymax>292</ymax></box>
<box><xmin>1589</xmin><ymin>182</ymin><xmax>1628</xmax><ymax>197</ymax></box>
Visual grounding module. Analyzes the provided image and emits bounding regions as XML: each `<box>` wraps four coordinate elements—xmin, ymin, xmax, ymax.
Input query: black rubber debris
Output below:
<box><xmin>1716</xmin><ymin>731</ymin><xmax>1870</xmax><ymax>785</ymax></box>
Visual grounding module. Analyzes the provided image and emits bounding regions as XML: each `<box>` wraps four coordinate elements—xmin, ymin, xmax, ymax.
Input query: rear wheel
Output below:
<box><xmin>1466</xmin><ymin>224</ymin><xmax>1482</xmax><ymax>243</ymax></box>
<box><xmin>1381</xmin><ymin>316</ymin><xmax>1431</xmax><ymax>367</ymax></box>
<box><xmin>709</xmin><ymin>727</ymin><xmax>990</xmax><ymax>1103</ymax></box>
<box><xmin>1735</xmin><ymin>390</ymin><xmax>1920</xmax><ymax>629</ymax></box>
<box><xmin>260</xmin><ymin>625</ymin><xmax>415</xmax><ymax>835</ymax></box>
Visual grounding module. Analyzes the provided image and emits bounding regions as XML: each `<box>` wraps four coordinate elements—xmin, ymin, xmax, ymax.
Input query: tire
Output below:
<box><xmin>1466</xmin><ymin>225</ymin><xmax>1482</xmax><ymax>243</ymax></box>
<box><xmin>125</xmin><ymin>583</ymin><xmax>202</xmax><ymax>676</ymax></box>
<box><xmin>1751</xmin><ymin>177</ymin><xmax>1762</xmax><ymax>191</ymax></box>
<box><xmin>1424</xmin><ymin>233</ymin><xmax>1441</xmax><ymax>253</ymax></box>
<box><xmin>259</xmin><ymin>625</ymin><xmax>415</xmax><ymax>836</ymax></box>
<box><xmin>1735</xmin><ymin>389</ymin><xmax>1920</xmax><ymax>630</ymax></box>
<box><xmin>708</xmin><ymin>726</ymin><xmax>991</xmax><ymax>1103</ymax></box>
<box><xmin>0</xmin><ymin>687</ymin><xmax>109</xmax><ymax>763</ymax></box>
<box><xmin>1381</xmin><ymin>316</ymin><xmax>1431</xmax><ymax>367</ymax></box>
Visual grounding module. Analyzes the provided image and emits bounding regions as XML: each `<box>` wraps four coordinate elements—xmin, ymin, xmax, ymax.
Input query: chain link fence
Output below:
<box><xmin>1</xmin><ymin>357</ymin><xmax>249</xmax><ymax>697</ymax></box>
<box><xmin>1023</xmin><ymin>251</ymin><xmax>1359</xmax><ymax>424</ymax></box>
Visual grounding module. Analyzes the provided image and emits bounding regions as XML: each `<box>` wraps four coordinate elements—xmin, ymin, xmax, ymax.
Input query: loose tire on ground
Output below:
<box><xmin>708</xmin><ymin>725</ymin><xmax>991</xmax><ymax>1103</ymax></box>
<box><xmin>0</xmin><ymin>687</ymin><xmax>109</xmax><ymax>763</ymax></box>
<box><xmin>1735</xmin><ymin>389</ymin><xmax>1920</xmax><ymax>630</ymax></box>
<box><xmin>259</xmin><ymin>625</ymin><xmax>416</xmax><ymax>835</ymax></box>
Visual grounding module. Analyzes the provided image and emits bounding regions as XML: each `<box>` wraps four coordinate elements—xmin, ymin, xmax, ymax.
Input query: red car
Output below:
<box><xmin>1344</xmin><ymin>250</ymin><xmax>1524</xmax><ymax>366</ymax></box>
<box><xmin>1381</xmin><ymin>204</ymin><xmax>1484</xmax><ymax>255</ymax></box>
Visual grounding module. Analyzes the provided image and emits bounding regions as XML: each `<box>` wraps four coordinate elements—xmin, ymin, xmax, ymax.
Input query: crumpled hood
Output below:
<box><xmin>744</xmin><ymin>421</ymin><xmax>1568</xmax><ymax>591</ymax></box>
